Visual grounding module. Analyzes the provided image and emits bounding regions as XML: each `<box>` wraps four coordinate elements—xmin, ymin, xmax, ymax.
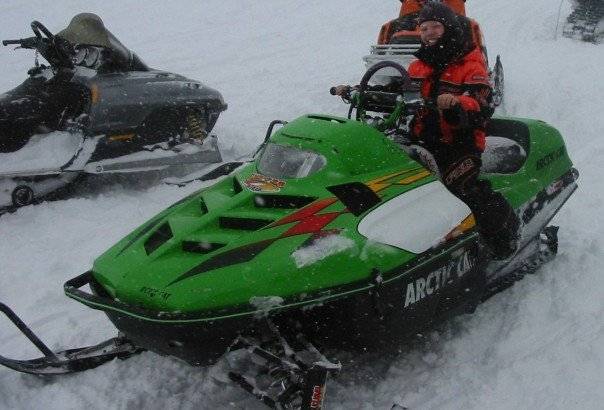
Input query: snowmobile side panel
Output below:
<box><xmin>358</xmin><ymin>180</ymin><xmax>472</xmax><ymax>253</ymax></box>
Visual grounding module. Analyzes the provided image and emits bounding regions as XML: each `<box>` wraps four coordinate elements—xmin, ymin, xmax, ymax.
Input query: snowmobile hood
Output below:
<box><xmin>87</xmin><ymin>115</ymin><xmax>438</xmax><ymax>318</ymax></box>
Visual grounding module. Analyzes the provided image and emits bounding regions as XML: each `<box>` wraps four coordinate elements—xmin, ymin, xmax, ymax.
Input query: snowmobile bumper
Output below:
<box><xmin>64</xmin><ymin>271</ymin><xmax>256</xmax><ymax>366</ymax></box>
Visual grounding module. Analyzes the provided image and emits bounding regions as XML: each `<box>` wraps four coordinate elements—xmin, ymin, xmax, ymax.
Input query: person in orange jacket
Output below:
<box><xmin>407</xmin><ymin>2</ymin><xmax>518</xmax><ymax>259</ymax></box>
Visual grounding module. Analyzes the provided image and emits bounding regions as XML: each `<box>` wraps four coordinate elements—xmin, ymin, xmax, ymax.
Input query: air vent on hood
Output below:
<box><xmin>254</xmin><ymin>194</ymin><xmax>317</xmax><ymax>209</ymax></box>
<box><xmin>200</xmin><ymin>198</ymin><xmax>208</xmax><ymax>214</ymax></box>
<box><xmin>219</xmin><ymin>217</ymin><xmax>273</xmax><ymax>231</ymax></box>
<box><xmin>144</xmin><ymin>222</ymin><xmax>173</xmax><ymax>255</ymax></box>
<box><xmin>182</xmin><ymin>241</ymin><xmax>225</xmax><ymax>254</ymax></box>
<box><xmin>233</xmin><ymin>178</ymin><xmax>243</xmax><ymax>194</ymax></box>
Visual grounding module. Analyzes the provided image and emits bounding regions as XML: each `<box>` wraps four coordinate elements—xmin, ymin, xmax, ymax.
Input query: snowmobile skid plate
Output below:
<box><xmin>0</xmin><ymin>302</ymin><xmax>141</xmax><ymax>375</ymax></box>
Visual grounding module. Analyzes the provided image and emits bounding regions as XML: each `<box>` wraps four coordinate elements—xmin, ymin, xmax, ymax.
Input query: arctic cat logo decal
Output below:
<box><xmin>536</xmin><ymin>146</ymin><xmax>565</xmax><ymax>170</ymax></box>
<box><xmin>244</xmin><ymin>173</ymin><xmax>286</xmax><ymax>192</ymax></box>
<box><xmin>140</xmin><ymin>286</ymin><xmax>171</xmax><ymax>301</ymax></box>
<box><xmin>404</xmin><ymin>251</ymin><xmax>476</xmax><ymax>308</ymax></box>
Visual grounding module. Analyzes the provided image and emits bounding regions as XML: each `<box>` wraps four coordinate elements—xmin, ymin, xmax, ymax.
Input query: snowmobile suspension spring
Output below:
<box><xmin>187</xmin><ymin>111</ymin><xmax>207</xmax><ymax>142</ymax></box>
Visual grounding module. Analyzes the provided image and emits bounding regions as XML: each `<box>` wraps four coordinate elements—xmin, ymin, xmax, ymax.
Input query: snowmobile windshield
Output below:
<box><xmin>58</xmin><ymin>13</ymin><xmax>127</xmax><ymax>51</ymax></box>
<box><xmin>57</xmin><ymin>13</ymin><xmax>134</xmax><ymax>69</ymax></box>
<box><xmin>258</xmin><ymin>143</ymin><xmax>326</xmax><ymax>179</ymax></box>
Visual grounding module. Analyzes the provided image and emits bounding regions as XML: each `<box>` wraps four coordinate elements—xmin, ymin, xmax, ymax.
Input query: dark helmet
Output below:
<box><xmin>414</xmin><ymin>2</ymin><xmax>468</xmax><ymax>69</ymax></box>
<box><xmin>417</xmin><ymin>2</ymin><xmax>461</xmax><ymax>34</ymax></box>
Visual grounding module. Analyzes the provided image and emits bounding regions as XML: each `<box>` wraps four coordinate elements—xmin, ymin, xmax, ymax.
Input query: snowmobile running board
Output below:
<box><xmin>0</xmin><ymin>302</ymin><xmax>141</xmax><ymax>375</ymax></box>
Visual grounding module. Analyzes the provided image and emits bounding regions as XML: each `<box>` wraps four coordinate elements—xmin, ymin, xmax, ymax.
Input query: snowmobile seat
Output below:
<box><xmin>57</xmin><ymin>13</ymin><xmax>149</xmax><ymax>72</ymax></box>
<box><xmin>378</xmin><ymin>15</ymin><xmax>418</xmax><ymax>44</ymax></box>
<box><xmin>481</xmin><ymin>119</ymin><xmax>529</xmax><ymax>174</ymax></box>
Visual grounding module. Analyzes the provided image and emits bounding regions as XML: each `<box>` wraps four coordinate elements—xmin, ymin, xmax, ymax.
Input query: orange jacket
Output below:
<box><xmin>408</xmin><ymin>47</ymin><xmax>492</xmax><ymax>151</ymax></box>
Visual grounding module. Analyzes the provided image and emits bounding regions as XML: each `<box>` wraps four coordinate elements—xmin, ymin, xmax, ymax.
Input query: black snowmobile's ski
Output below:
<box><xmin>0</xmin><ymin>302</ymin><xmax>142</xmax><ymax>375</ymax></box>
<box><xmin>163</xmin><ymin>161</ymin><xmax>245</xmax><ymax>187</ymax></box>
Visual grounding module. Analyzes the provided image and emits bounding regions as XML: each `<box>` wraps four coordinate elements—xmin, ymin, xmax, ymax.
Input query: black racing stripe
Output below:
<box><xmin>168</xmin><ymin>239</ymin><xmax>276</xmax><ymax>286</ymax></box>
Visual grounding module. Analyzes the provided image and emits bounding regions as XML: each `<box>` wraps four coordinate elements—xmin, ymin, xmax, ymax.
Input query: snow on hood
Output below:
<box><xmin>291</xmin><ymin>234</ymin><xmax>356</xmax><ymax>268</ymax></box>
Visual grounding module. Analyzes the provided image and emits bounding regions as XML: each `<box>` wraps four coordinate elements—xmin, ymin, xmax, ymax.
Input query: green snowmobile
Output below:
<box><xmin>0</xmin><ymin>62</ymin><xmax>578</xmax><ymax>409</ymax></box>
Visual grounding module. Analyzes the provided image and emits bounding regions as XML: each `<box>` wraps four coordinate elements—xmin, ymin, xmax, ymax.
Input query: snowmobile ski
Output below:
<box><xmin>0</xmin><ymin>302</ymin><xmax>141</xmax><ymax>375</ymax></box>
<box><xmin>163</xmin><ymin>161</ymin><xmax>245</xmax><ymax>187</ymax></box>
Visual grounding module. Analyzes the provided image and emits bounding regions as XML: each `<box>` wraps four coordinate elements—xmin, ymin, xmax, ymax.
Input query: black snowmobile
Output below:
<box><xmin>563</xmin><ymin>0</ymin><xmax>604</xmax><ymax>42</ymax></box>
<box><xmin>0</xmin><ymin>14</ymin><xmax>228</xmax><ymax>210</ymax></box>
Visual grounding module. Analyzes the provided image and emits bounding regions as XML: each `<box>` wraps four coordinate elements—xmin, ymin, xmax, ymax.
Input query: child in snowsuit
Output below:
<box><xmin>407</xmin><ymin>2</ymin><xmax>519</xmax><ymax>259</ymax></box>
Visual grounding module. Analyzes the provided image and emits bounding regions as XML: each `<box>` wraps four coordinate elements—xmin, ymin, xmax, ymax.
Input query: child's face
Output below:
<box><xmin>419</xmin><ymin>20</ymin><xmax>445</xmax><ymax>45</ymax></box>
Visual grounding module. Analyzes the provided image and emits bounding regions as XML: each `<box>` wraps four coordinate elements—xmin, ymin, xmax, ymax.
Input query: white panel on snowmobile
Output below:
<box><xmin>0</xmin><ymin>132</ymin><xmax>84</xmax><ymax>176</ymax></box>
<box><xmin>357</xmin><ymin>181</ymin><xmax>471</xmax><ymax>254</ymax></box>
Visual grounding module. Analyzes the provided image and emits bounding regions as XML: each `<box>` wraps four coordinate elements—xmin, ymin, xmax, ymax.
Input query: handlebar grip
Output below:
<box><xmin>2</xmin><ymin>39</ymin><xmax>22</xmax><ymax>46</ymax></box>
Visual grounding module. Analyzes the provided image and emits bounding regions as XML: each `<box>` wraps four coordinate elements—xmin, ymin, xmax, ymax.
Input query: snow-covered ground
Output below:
<box><xmin>0</xmin><ymin>0</ymin><xmax>602</xmax><ymax>409</ymax></box>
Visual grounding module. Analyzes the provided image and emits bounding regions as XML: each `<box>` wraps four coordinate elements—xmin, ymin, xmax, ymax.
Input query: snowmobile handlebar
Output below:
<box><xmin>330</xmin><ymin>85</ymin><xmax>353</xmax><ymax>98</ymax></box>
<box><xmin>2</xmin><ymin>37</ymin><xmax>39</xmax><ymax>49</ymax></box>
<box><xmin>2</xmin><ymin>20</ymin><xmax>74</xmax><ymax>70</ymax></box>
<box><xmin>331</xmin><ymin>61</ymin><xmax>415</xmax><ymax>129</ymax></box>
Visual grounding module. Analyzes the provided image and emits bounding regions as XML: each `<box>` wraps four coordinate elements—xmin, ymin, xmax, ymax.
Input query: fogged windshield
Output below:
<box><xmin>258</xmin><ymin>143</ymin><xmax>326</xmax><ymax>178</ymax></box>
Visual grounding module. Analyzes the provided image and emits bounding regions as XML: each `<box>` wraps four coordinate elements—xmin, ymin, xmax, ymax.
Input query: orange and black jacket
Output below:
<box><xmin>408</xmin><ymin>47</ymin><xmax>493</xmax><ymax>152</ymax></box>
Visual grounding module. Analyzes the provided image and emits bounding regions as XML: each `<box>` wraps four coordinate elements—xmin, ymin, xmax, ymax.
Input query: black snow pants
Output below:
<box><xmin>433</xmin><ymin>144</ymin><xmax>520</xmax><ymax>259</ymax></box>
